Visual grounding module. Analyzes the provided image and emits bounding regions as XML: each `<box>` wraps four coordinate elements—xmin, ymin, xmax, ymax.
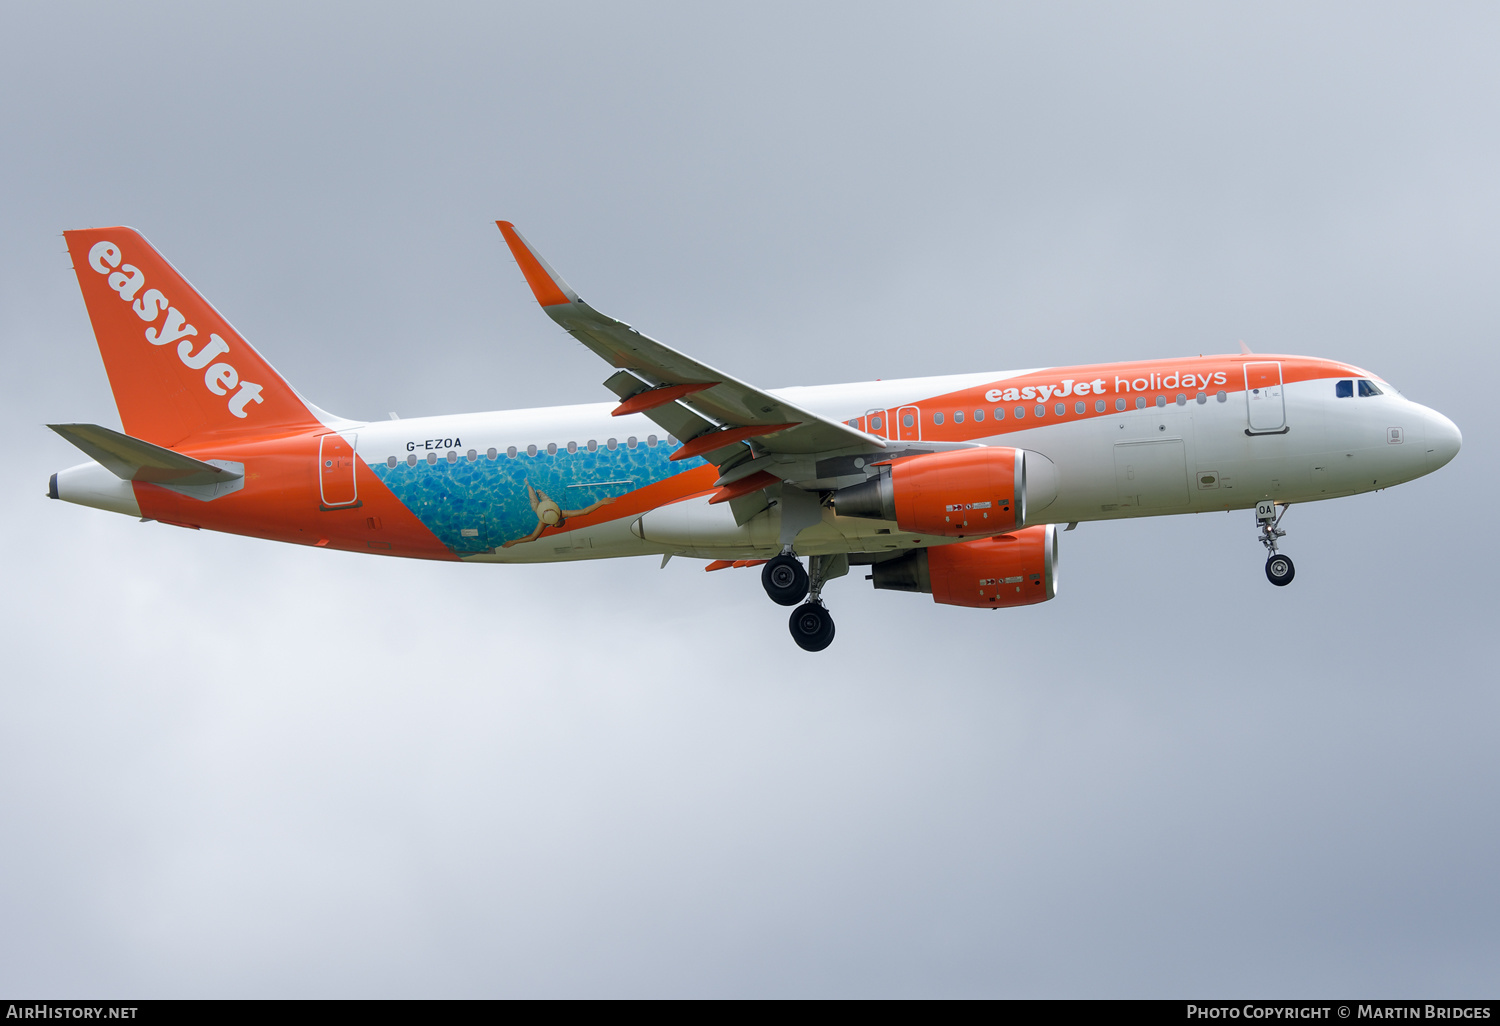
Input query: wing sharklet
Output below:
<box><xmin>497</xmin><ymin>221</ymin><xmax>578</xmax><ymax>307</ymax></box>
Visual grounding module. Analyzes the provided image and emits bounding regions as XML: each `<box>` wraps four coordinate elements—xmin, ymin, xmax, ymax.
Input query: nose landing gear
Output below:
<box><xmin>1256</xmin><ymin>500</ymin><xmax>1295</xmax><ymax>587</ymax></box>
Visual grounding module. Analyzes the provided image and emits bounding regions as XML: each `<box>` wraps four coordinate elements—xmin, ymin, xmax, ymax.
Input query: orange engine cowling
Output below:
<box><xmin>834</xmin><ymin>447</ymin><xmax>1027</xmax><ymax>538</ymax></box>
<box><xmin>869</xmin><ymin>525</ymin><xmax>1058</xmax><ymax>608</ymax></box>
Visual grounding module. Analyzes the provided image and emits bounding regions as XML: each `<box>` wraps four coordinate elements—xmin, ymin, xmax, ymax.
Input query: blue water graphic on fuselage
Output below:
<box><xmin>369</xmin><ymin>440</ymin><xmax>705</xmax><ymax>553</ymax></box>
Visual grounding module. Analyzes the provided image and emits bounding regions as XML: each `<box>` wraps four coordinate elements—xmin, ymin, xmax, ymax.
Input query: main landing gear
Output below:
<box><xmin>763</xmin><ymin>551</ymin><xmax>843</xmax><ymax>651</ymax></box>
<box><xmin>761</xmin><ymin>553</ymin><xmax>809</xmax><ymax>606</ymax></box>
<box><xmin>789</xmin><ymin>602</ymin><xmax>835</xmax><ymax>652</ymax></box>
<box><xmin>1256</xmin><ymin>500</ymin><xmax>1295</xmax><ymax>587</ymax></box>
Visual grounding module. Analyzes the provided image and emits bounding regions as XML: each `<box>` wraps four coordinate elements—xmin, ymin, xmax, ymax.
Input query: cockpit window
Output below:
<box><xmin>1358</xmin><ymin>379</ymin><xmax>1383</xmax><ymax>397</ymax></box>
<box><xmin>1336</xmin><ymin>379</ymin><xmax>1353</xmax><ymax>398</ymax></box>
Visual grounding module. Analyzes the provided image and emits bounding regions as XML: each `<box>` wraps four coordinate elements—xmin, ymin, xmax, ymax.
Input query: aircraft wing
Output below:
<box><xmin>496</xmin><ymin>222</ymin><xmax>885</xmax><ymax>472</ymax></box>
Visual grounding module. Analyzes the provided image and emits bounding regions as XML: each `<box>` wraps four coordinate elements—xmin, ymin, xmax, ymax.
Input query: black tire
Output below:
<box><xmin>1265</xmin><ymin>554</ymin><xmax>1295</xmax><ymax>587</ymax></box>
<box><xmin>789</xmin><ymin>602</ymin><xmax>836</xmax><ymax>652</ymax></box>
<box><xmin>762</xmin><ymin>554</ymin><xmax>809</xmax><ymax>606</ymax></box>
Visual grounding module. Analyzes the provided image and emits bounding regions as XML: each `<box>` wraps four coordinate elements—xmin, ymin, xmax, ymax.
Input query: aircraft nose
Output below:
<box><xmin>1425</xmin><ymin>409</ymin><xmax>1462</xmax><ymax>470</ymax></box>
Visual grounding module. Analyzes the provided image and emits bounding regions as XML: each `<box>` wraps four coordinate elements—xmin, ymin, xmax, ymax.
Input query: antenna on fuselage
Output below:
<box><xmin>1238</xmin><ymin>339</ymin><xmax>1254</xmax><ymax>355</ymax></box>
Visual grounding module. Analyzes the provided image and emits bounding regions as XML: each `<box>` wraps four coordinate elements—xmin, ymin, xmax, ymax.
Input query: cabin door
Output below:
<box><xmin>319</xmin><ymin>433</ymin><xmax>360</xmax><ymax>509</ymax></box>
<box><xmin>1244</xmin><ymin>362</ymin><xmax>1287</xmax><ymax>433</ymax></box>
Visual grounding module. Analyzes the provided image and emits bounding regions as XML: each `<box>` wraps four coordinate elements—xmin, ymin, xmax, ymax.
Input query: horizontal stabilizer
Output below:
<box><xmin>48</xmin><ymin>423</ymin><xmax>242</xmax><ymax>486</ymax></box>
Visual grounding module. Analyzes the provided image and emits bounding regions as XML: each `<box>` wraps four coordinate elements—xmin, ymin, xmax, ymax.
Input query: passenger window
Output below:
<box><xmin>903</xmin><ymin>413</ymin><xmax>915</xmax><ymax>427</ymax></box>
<box><xmin>1035</xmin><ymin>404</ymin><xmax>1046</xmax><ymax>418</ymax></box>
<box><xmin>1013</xmin><ymin>406</ymin><xmax>1025</xmax><ymax>419</ymax></box>
<box><xmin>466</xmin><ymin>449</ymin><xmax>477</xmax><ymax>462</ymax></box>
<box><xmin>1135</xmin><ymin>397</ymin><xmax>1146</xmax><ymax>410</ymax></box>
<box><xmin>567</xmin><ymin>441</ymin><xmax>578</xmax><ymax>454</ymax></box>
<box><xmin>386</xmin><ymin>456</ymin><xmax>397</xmax><ymax>469</ymax></box>
<box><xmin>1155</xmin><ymin>396</ymin><xmax>1166</xmax><ymax>408</ymax></box>
<box><xmin>1054</xmin><ymin>403</ymin><xmax>1065</xmax><ymax>416</ymax></box>
<box><xmin>587</xmin><ymin>439</ymin><xmax>598</xmax><ymax>452</ymax></box>
<box><xmin>933</xmin><ymin>412</ymin><xmax>944</xmax><ymax>425</ymax></box>
<box><xmin>507</xmin><ymin>446</ymin><xmax>518</xmax><ymax>458</ymax></box>
<box><xmin>994</xmin><ymin>407</ymin><xmax>1005</xmax><ymax>420</ymax></box>
<box><xmin>526</xmin><ymin>444</ymin><xmax>537</xmax><ymax>457</ymax></box>
<box><xmin>1336</xmin><ymin>379</ymin><xmax>1354</xmax><ymax>398</ymax></box>
<box><xmin>1116</xmin><ymin>398</ymin><xmax>1126</xmax><ymax>411</ymax></box>
<box><xmin>646</xmin><ymin>435</ymin><xmax>658</xmax><ymax>447</ymax></box>
<box><xmin>546</xmin><ymin>443</ymin><xmax>558</xmax><ymax>455</ymax></box>
<box><xmin>1358</xmin><ymin>379</ymin><xmax>1383</xmax><ymax>397</ymax></box>
<box><xmin>954</xmin><ymin>411</ymin><xmax>964</xmax><ymax>424</ymax></box>
<box><xmin>1095</xmin><ymin>400</ymin><xmax>1106</xmax><ymax>413</ymax></box>
<box><xmin>486</xmin><ymin>447</ymin><xmax>498</xmax><ymax>460</ymax></box>
<box><xmin>973</xmin><ymin>409</ymin><xmax>984</xmax><ymax>422</ymax></box>
<box><xmin>1075</xmin><ymin>402</ymin><xmax>1085</xmax><ymax>414</ymax></box>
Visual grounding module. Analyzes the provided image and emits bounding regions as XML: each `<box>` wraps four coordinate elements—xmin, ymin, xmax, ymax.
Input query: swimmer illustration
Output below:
<box><xmin>501</xmin><ymin>483</ymin><xmax>616</xmax><ymax>548</ymax></box>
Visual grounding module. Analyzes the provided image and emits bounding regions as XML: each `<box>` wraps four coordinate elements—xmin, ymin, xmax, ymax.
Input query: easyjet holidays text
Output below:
<box><xmin>982</xmin><ymin>368</ymin><xmax>1229</xmax><ymax>404</ymax></box>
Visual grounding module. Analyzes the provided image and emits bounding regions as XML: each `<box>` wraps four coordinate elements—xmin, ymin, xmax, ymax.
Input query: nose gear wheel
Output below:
<box><xmin>1265</xmin><ymin>554</ymin><xmax>1295</xmax><ymax>586</ymax></box>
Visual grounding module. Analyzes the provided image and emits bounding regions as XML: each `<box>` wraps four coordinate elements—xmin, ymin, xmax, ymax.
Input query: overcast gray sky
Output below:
<box><xmin>2</xmin><ymin>1</ymin><xmax>1496</xmax><ymax>997</ymax></box>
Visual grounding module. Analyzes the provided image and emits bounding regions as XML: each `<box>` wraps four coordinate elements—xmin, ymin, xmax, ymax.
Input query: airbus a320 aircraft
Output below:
<box><xmin>49</xmin><ymin>223</ymin><xmax>1462</xmax><ymax>650</ymax></box>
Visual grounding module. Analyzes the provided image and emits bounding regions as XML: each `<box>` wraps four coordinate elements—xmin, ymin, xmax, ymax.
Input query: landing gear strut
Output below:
<box><xmin>1256</xmin><ymin>500</ymin><xmax>1295</xmax><ymax>587</ymax></box>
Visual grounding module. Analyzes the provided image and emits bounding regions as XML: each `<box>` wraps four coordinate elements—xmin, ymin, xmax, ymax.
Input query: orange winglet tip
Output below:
<box><xmin>612</xmin><ymin>382</ymin><xmax>718</xmax><ymax>417</ymax></box>
<box><xmin>496</xmin><ymin>221</ymin><xmax>572</xmax><ymax>307</ymax></box>
<box><xmin>708</xmin><ymin>470</ymin><xmax>779</xmax><ymax>504</ymax></box>
<box><xmin>669</xmin><ymin>423</ymin><xmax>799</xmax><ymax>462</ymax></box>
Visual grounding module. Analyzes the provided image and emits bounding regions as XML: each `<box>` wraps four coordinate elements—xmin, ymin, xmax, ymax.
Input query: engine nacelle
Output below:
<box><xmin>870</xmin><ymin>524</ymin><xmax>1058</xmax><ymax>608</ymax></box>
<box><xmin>835</xmin><ymin>447</ymin><xmax>1055</xmax><ymax>538</ymax></box>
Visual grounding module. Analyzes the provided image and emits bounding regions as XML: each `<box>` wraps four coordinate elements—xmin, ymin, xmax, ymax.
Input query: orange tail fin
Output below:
<box><xmin>63</xmin><ymin>227</ymin><xmax>323</xmax><ymax>447</ymax></box>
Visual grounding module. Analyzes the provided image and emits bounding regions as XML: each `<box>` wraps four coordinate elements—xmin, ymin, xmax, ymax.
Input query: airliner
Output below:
<box><xmin>48</xmin><ymin>223</ymin><xmax>1462</xmax><ymax>650</ymax></box>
